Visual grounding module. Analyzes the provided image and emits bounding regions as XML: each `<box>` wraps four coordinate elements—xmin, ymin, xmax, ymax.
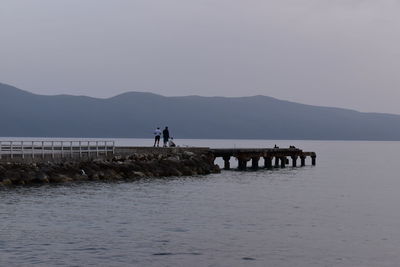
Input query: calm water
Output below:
<box><xmin>2</xmin><ymin>139</ymin><xmax>400</xmax><ymax>267</ymax></box>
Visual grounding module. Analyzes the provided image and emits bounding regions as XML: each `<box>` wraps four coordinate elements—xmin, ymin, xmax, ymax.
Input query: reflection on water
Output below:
<box><xmin>2</xmin><ymin>140</ymin><xmax>400</xmax><ymax>266</ymax></box>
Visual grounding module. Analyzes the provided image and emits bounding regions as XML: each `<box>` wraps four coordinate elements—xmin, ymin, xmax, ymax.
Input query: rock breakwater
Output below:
<box><xmin>0</xmin><ymin>149</ymin><xmax>220</xmax><ymax>186</ymax></box>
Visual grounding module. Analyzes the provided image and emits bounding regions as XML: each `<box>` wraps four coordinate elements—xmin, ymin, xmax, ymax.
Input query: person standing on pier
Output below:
<box><xmin>163</xmin><ymin>127</ymin><xmax>170</xmax><ymax>147</ymax></box>
<box><xmin>153</xmin><ymin>127</ymin><xmax>162</xmax><ymax>147</ymax></box>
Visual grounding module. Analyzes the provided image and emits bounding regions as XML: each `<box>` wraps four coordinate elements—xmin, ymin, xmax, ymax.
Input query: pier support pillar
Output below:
<box><xmin>264</xmin><ymin>157</ymin><xmax>272</xmax><ymax>169</ymax></box>
<box><xmin>223</xmin><ymin>156</ymin><xmax>231</xmax><ymax>170</ymax></box>
<box><xmin>300</xmin><ymin>156</ymin><xmax>306</xmax><ymax>167</ymax></box>
<box><xmin>251</xmin><ymin>157</ymin><xmax>260</xmax><ymax>170</ymax></box>
<box><xmin>274</xmin><ymin>157</ymin><xmax>280</xmax><ymax>168</ymax></box>
<box><xmin>280</xmin><ymin>157</ymin><xmax>286</xmax><ymax>168</ymax></box>
<box><xmin>238</xmin><ymin>158</ymin><xmax>248</xmax><ymax>171</ymax></box>
<box><xmin>291</xmin><ymin>156</ymin><xmax>298</xmax><ymax>167</ymax></box>
<box><xmin>311</xmin><ymin>156</ymin><xmax>316</xmax><ymax>166</ymax></box>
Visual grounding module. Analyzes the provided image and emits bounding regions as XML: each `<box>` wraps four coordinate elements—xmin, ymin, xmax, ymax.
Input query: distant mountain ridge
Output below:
<box><xmin>1</xmin><ymin>82</ymin><xmax>400</xmax><ymax>140</ymax></box>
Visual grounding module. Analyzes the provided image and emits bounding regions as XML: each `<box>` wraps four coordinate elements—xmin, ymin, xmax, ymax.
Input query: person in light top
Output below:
<box><xmin>153</xmin><ymin>127</ymin><xmax>162</xmax><ymax>147</ymax></box>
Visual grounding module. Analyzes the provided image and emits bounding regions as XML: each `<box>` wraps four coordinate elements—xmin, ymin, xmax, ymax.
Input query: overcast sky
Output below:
<box><xmin>1</xmin><ymin>0</ymin><xmax>400</xmax><ymax>113</ymax></box>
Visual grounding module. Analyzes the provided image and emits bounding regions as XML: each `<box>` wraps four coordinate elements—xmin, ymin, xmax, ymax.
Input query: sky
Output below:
<box><xmin>1</xmin><ymin>0</ymin><xmax>400</xmax><ymax>114</ymax></box>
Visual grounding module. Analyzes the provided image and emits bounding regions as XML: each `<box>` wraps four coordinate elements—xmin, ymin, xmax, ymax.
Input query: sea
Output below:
<box><xmin>1</xmin><ymin>138</ymin><xmax>400</xmax><ymax>267</ymax></box>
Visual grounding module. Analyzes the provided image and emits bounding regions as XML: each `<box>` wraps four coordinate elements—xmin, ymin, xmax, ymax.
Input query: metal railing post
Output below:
<box><xmin>32</xmin><ymin>141</ymin><xmax>34</xmax><ymax>159</ymax></box>
<box><xmin>10</xmin><ymin>141</ymin><xmax>13</xmax><ymax>159</ymax></box>
<box><xmin>96</xmin><ymin>141</ymin><xmax>99</xmax><ymax>157</ymax></box>
<box><xmin>51</xmin><ymin>141</ymin><xmax>54</xmax><ymax>159</ymax></box>
<box><xmin>21</xmin><ymin>141</ymin><xmax>24</xmax><ymax>159</ymax></box>
<box><xmin>70</xmin><ymin>141</ymin><xmax>73</xmax><ymax>158</ymax></box>
<box><xmin>42</xmin><ymin>141</ymin><xmax>45</xmax><ymax>158</ymax></box>
<box><xmin>61</xmin><ymin>141</ymin><xmax>63</xmax><ymax>158</ymax></box>
<box><xmin>79</xmin><ymin>141</ymin><xmax>82</xmax><ymax>158</ymax></box>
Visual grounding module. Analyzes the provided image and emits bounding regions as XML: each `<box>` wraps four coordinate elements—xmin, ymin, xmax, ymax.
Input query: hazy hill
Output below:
<box><xmin>1</xmin><ymin>82</ymin><xmax>400</xmax><ymax>140</ymax></box>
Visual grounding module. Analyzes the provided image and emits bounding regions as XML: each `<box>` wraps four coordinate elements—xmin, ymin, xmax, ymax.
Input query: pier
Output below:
<box><xmin>0</xmin><ymin>141</ymin><xmax>316</xmax><ymax>186</ymax></box>
<box><xmin>0</xmin><ymin>140</ymin><xmax>316</xmax><ymax>170</ymax></box>
<box><xmin>211</xmin><ymin>148</ymin><xmax>316</xmax><ymax>170</ymax></box>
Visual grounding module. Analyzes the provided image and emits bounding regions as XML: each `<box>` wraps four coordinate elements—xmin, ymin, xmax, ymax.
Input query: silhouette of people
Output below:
<box><xmin>163</xmin><ymin>127</ymin><xmax>170</xmax><ymax>147</ymax></box>
<box><xmin>168</xmin><ymin>137</ymin><xmax>176</xmax><ymax>147</ymax></box>
<box><xmin>153</xmin><ymin>127</ymin><xmax>161</xmax><ymax>147</ymax></box>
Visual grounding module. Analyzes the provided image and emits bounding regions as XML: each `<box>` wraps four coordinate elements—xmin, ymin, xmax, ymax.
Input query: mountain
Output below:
<box><xmin>1</xmin><ymin>82</ymin><xmax>400</xmax><ymax>140</ymax></box>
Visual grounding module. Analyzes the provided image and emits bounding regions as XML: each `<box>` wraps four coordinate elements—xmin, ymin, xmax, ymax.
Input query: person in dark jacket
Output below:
<box><xmin>153</xmin><ymin>127</ymin><xmax>162</xmax><ymax>147</ymax></box>
<box><xmin>162</xmin><ymin>127</ymin><xmax>170</xmax><ymax>147</ymax></box>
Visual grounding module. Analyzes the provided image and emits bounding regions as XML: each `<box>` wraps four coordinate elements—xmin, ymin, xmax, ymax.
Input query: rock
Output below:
<box><xmin>181</xmin><ymin>166</ymin><xmax>194</xmax><ymax>176</ymax></box>
<box><xmin>132</xmin><ymin>171</ymin><xmax>146</xmax><ymax>178</ymax></box>
<box><xmin>2</xmin><ymin>179</ymin><xmax>12</xmax><ymax>186</ymax></box>
<box><xmin>112</xmin><ymin>155</ymin><xmax>123</xmax><ymax>162</ymax></box>
<box><xmin>40</xmin><ymin>177</ymin><xmax>50</xmax><ymax>183</ymax></box>
<box><xmin>92</xmin><ymin>158</ymin><xmax>104</xmax><ymax>163</ymax></box>
<box><xmin>35</xmin><ymin>172</ymin><xmax>50</xmax><ymax>183</ymax></box>
<box><xmin>166</xmin><ymin>156</ymin><xmax>180</xmax><ymax>162</ymax></box>
<box><xmin>49</xmin><ymin>174</ymin><xmax>72</xmax><ymax>183</ymax></box>
<box><xmin>183</xmin><ymin>151</ymin><xmax>195</xmax><ymax>158</ymax></box>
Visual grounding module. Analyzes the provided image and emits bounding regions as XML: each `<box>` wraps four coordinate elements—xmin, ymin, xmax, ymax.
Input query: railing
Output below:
<box><xmin>0</xmin><ymin>141</ymin><xmax>115</xmax><ymax>160</ymax></box>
